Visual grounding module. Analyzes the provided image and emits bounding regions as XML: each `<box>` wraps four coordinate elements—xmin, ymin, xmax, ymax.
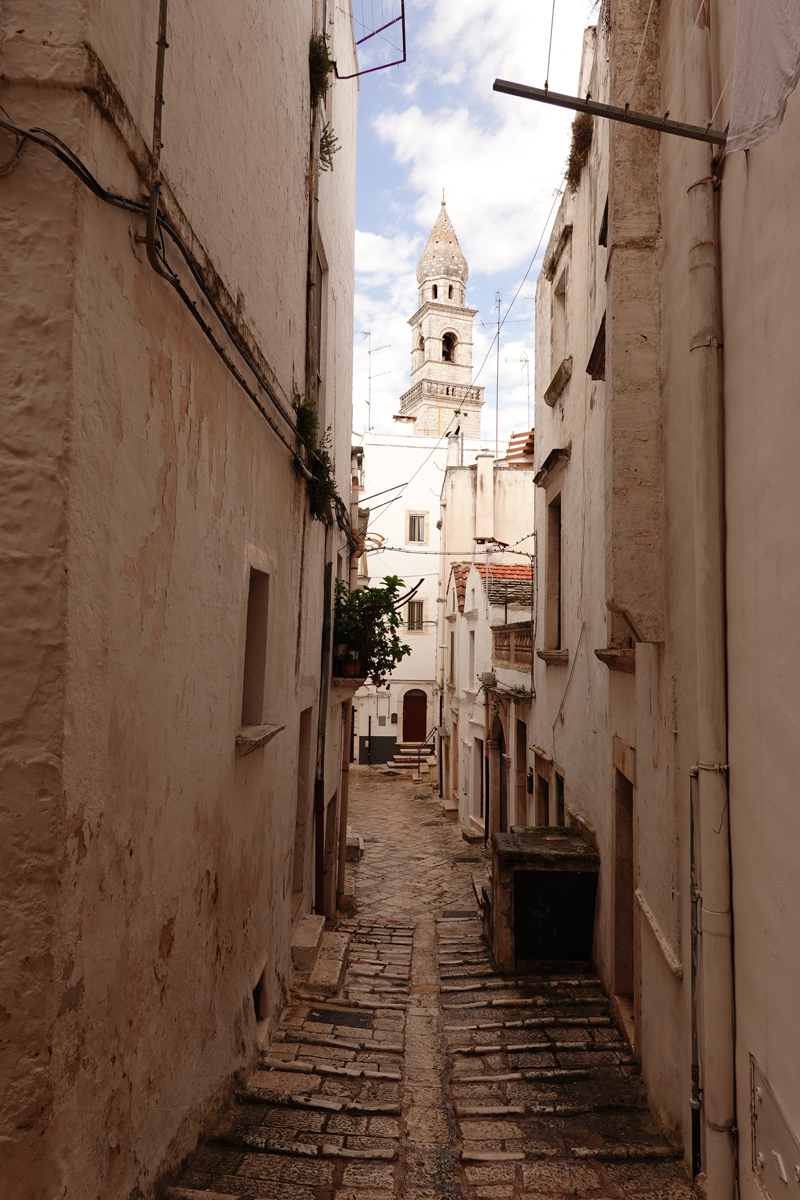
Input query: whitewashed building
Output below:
<box><xmin>354</xmin><ymin>203</ymin><xmax>485</xmax><ymax>763</ymax></box>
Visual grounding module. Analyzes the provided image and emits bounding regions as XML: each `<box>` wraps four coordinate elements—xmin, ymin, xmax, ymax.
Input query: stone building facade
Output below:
<box><xmin>0</xmin><ymin>1</ymin><xmax>358</xmax><ymax>1196</ymax></box>
<box><xmin>528</xmin><ymin>2</ymin><xmax>800</xmax><ymax>1197</ymax></box>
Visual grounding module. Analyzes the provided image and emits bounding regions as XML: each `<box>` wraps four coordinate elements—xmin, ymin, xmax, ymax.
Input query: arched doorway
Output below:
<box><xmin>489</xmin><ymin>714</ymin><xmax>509</xmax><ymax>835</ymax></box>
<box><xmin>402</xmin><ymin>689</ymin><xmax>427</xmax><ymax>742</ymax></box>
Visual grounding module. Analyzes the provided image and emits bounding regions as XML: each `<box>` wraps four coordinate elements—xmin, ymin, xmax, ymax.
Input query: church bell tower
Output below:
<box><xmin>394</xmin><ymin>202</ymin><xmax>484</xmax><ymax>437</ymax></box>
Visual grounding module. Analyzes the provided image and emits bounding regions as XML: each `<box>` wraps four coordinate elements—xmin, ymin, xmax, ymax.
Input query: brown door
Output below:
<box><xmin>402</xmin><ymin>690</ymin><xmax>427</xmax><ymax>742</ymax></box>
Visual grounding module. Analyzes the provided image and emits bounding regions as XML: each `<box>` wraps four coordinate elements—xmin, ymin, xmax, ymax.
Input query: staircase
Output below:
<box><xmin>388</xmin><ymin>740</ymin><xmax>436</xmax><ymax>777</ymax></box>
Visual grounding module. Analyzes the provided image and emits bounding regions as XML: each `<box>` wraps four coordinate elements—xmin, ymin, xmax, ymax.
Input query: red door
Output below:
<box><xmin>402</xmin><ymin>691</ymin><xmax>427</xmax><ymax>742</ymax></box>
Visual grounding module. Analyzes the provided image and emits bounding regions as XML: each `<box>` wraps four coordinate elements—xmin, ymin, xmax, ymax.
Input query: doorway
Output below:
<box><xmin>515</xmin><ymin>719</ymin><xmax>527</xmax><ymax>828</ymax></box>
<box><xmin>614</xmin><ymin>768</ymin><xmax>635</xmax><ymax>1042</ymax></box>
<box><xmin>498</xmin><ymin>724</ymin><xmax>508</xmax><ymax>833</ymax></box>
<box><xmin>402</xmin><ymin>689</ymin><xmax>427</xmax><ymax>742</ymax></box>
<box><xmin>536</xmin><ymin>772</ymin><xmax>550</xmax><ymax>826</ymax></box>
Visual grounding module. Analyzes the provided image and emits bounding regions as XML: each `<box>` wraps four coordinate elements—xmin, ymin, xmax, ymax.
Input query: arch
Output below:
<box><xmin>448</xmin><ymin>284</ymin><xmax>453</xmax><ymax>299</ymax></box>
<box><xmin>418</xmin><ymin>334</ymin><xmax>425</xmax><ymax>352</ymax></box>
<box><xmin>489</xmin><ymin>712</ymin><xmax>510</xmax><ymax>834</ymax></box>
<box><xmin>432</xmin><ymin>284</ymin><xmax>438</xmax><ymax>300</ymax></box>
<box><xmin>442</xmin><ymin>332</ymin><xmax>457</xmax><ymax>362</ymax></box>
<box><xmin>402</xmin><ymin>688</ymin><xmax>428</xmax><ymax>743</ymax></box>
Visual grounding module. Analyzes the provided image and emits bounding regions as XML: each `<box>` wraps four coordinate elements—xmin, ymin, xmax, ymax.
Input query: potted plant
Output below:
<box><xmin>333</xmin><ymin>575</ymin><xmax>412</xmax><ymax>684</ymax></box>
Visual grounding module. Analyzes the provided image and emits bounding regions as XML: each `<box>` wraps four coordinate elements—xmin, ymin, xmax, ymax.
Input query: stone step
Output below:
<box><xmin>307</xmin><ymin>931</ymin><xmax>351</xmax><ymax>996</ymax></box>
<box><xmin>291</xmin><ymin>913</ymin><xmax>325</xmax><ymax>972</ymax></box>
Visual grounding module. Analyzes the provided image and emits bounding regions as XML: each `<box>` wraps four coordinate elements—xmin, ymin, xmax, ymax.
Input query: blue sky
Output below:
<box><xmin>350</xmin><ymin>0</ymin><xmax>598</xmax><ymax>448</ymax></box>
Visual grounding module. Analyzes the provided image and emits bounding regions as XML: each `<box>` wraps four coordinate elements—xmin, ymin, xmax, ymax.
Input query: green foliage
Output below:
<box><xmin>293</xmin><ymin>387</ymin><xmax>336</xmax><ymax>523</ymax></box>
<box><xmin>566</xmin><ymin>111</ymin><xmax>594</xmax><ymax>193</ymax></box>
<box><xmin>334</xmin><ymin>576</ymin><xmax>412</xmax><ymax>684</ymax></box>
<box><xmin>309</xmin><ymin>33</ymin><xmax>334</xmax><ymax>107</ymax></box>
<box><xmin>319</xmin><ymin>122</ymin><xmax>341</xmax><ymax>172</ymax></box>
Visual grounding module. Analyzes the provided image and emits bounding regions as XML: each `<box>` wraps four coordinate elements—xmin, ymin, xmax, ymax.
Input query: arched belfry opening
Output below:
<box><xmin>442</xmin><ymin>333</ymin><xmax>456</xmax><ymax>362</ymax></box>
<box><xmin>432</xmin><ymin>284</ymin><xmax>438</xmax><ymax>300</ymax></box>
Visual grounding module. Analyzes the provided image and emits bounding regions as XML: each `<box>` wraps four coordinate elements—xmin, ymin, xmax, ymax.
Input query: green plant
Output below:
<box><xmin>334</xmin><ymin>576</ymin><xmax>412</xmax><ymax>684</ymax></box>
<box><xmin>293</xmin><ymin>387</ymin><xmax>337</xmax><ymax>523</ymax></box>
<box><xmin>309</xmin><ymin>33</ymin><xmax>334</xmax><ymax>107</ymax></box>
<box><xmin>566</xmin><ymin>111</ymin><xmax>594</xmax><ymax>193</ymax></box>
<box><xmin>319</xmin><ymin>122</ymin><xmax>340</xmax><ymax>171</ymax></box>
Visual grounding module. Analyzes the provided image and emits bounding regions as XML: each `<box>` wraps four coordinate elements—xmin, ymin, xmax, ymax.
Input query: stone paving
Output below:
<box><xmin>167</xmin><ymin>767</ymin><xmax>691</xmax><ymax>1200</ymax></box>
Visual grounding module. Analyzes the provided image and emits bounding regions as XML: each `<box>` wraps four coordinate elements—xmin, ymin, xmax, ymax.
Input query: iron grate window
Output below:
<box><xmin>407</xmin><ymin>600</ymin><xmax>424</xmax><ymax>631</ymax></box>
<box><xmin>408</xmin><ymin>514</ymin><xmax>425</xmax><ymax>542</ymax></box>
<box><xmin>307</xmin><ymin>1007</ymin><xmax>373</xmax><ymax>1029</ymax></box>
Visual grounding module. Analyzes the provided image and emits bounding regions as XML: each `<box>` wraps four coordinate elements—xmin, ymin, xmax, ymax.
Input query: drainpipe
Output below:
<box><xmin>314</xmin><ymin>546</ymin><xmax>333</xmax><ymax>915</ymax></box>
<box><xmin>685</xmin><ymin>3</ymin><xmax>736</xmax><ymax>1193</ymax></box>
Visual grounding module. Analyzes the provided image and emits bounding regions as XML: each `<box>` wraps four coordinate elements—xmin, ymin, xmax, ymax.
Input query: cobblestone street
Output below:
<box><xmin>168</xmin><ymin>768</ymin><xmax>691</xmax><ymax>1200</ymax></box>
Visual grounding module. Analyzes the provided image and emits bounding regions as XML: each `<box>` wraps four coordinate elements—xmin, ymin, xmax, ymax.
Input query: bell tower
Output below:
<box><xmin>394</xmin><ymin>202</ymin><xmax>484</xmax><ymax>437</ymax></box>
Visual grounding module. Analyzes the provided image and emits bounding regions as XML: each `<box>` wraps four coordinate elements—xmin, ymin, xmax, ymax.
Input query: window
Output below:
<box><xmin>241</xmin><ymin>568</ymin><xmax>269</xmax><ymax>725</ymax></box>
<box><xmin>432</xmin><ymin>284</ymin><xmax>438</xmax><ymax>299</ymax></box>
<box><xmin>546</xmin><ymin>494</ymin><xmax>562</xmax><ymax>649</ymax></box>
<box><xmin>442</xmin><ymin>333</ymin><xmax>456</xmax><ymax>362</ymax></box>
<box><xmin>407</xmin><ymin>600</ymin><xmax>424</xmax><ymax>631</ymax></box>
<box><xmin>448</xmin><ymin>284</ymin><xmax>453</xmax><ymax>299</ymax></box>
<box><xmin>469</xmin><ymin>630</ymin><xmax>475</xmax><ymax>680</ymax></box>
<box><xmin>408</xmin><ymin>513</ymin><xmax>426</xmax><ymax>542</ymax></box>
<box><xmin>449</xmin><ymin>631</ymin><xmax>455</xmax><ymax>683</ymax></box>
<box><xmin>552</xmin><ymin>271</ymin><xmax>566</xmax><ymax>371</ymax></box>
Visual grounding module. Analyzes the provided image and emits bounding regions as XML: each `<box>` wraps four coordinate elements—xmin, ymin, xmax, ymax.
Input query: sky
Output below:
<box><xmin>350</xmin><ymin>0</ymin><xmax>599</xmax><ymax>451</ymax></box>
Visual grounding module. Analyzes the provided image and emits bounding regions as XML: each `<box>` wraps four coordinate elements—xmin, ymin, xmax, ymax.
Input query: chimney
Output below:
<box><xmin>446</xmin><ymin>433</ymin><xmax>460</xmax><ymax>468</ymax></box>
<box><xmin>475</xmin><ymin>453</ymin><xmax>494</xmax><ymax>540</ymax></box>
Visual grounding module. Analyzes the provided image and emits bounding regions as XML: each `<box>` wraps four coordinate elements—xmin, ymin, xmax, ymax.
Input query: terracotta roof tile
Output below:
<box><xmin>448</xmin><ymin>561</ymin><xmax>534</xmax><ymax>613</ymax></box>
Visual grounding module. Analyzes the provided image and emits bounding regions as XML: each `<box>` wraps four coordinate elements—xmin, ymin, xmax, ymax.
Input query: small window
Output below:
<box><xmin>418</xmin><ymin>334</ymin><xmax>424</xmax><ymax>352</ymax></box>
<box><xmin>407</xmin><ymin>600</ymin><xmax>424</xmax><ymax>631</ymax></box>
<box><xmin>242</xmin><ymin>568</ymin><xmax>269</xmax><ymax>725</ymax></box>
<box><xmin>546</xmin><ymin>495</ymin><xmax>562</xmax><ymax>650</ymax></box>
<box><xmin>449</xmin><ymin>631</ymin><xmax>455</xmax><ymax>683</ymax></box>
<box><xmin>442</xmin><ymin>333</ymin><xmax>456</xmax><ymax>362</ymax></box>
<box><xmin>432</xmin><ymin>284</ymin><xmax>438</xmax><ymax>299</ymax></box>
<box><xmin>408</xmin><ymin>513</ymin><xmax>426</xmax><ymax>542</ymax></box>
<box><xmin>448</xmin><ymin>284</ymin><xmax>453</xmax><ymax>299</ymax></box>
<box><xmin>469</xmin><ymin>630</ymin><xmax>475</xmax><ymax>680</ymax></box>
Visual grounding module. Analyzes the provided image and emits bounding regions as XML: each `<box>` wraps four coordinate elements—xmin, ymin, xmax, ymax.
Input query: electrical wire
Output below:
<box><xmin>626</xmin><ymin>0</ymin><xmax>656</xmax><ymax>109</ymax></box>
<box><xmin>470</xmin><ymin>180</ymin><xmax>565</xmax><ymax>394</ymax></box>
<box><xmin>0</xmin><ymin>111</ymin><xmax>356</xmax><ymax>546</ymax></box>
<box><xmin>545</xmin><ymin>0</ymin><xmax>557</xmax><ymax>90</ymax></box>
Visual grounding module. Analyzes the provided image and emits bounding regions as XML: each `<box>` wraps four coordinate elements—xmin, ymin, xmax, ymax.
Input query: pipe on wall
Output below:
<box><xmin>684</xmin><ymin>3</ymin><xmax>736</xmax><ymax>1193</ymax></box>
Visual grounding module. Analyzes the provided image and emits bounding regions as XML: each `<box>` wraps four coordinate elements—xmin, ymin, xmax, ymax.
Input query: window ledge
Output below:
<box><xmin>446</xmin><ymin>612</ymin><xmax>457</xmax><ymax>623</ymax></box>
<box><xmin>537</xmin><ymin>649</ymin><xmax>569</xmax><ymax>667</ymax></box>
<box><xmin>544</xmin><ymin>357</ymin><xmax>573</xmax><ymax>407</ymax></box>
<box><xmin>594</xmin><ymin>647</ymin><xmax>635</xmax><ymax>674</ymax></box>
<box><xmin>236</xmin><ymin>723</ymin><xmax>285</xmax><ymax>756</ymax></box>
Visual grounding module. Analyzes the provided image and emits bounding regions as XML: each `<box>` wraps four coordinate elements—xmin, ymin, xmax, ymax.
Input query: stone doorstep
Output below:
<box><xmin>346</xmin><ymin>834</ymin><xmax>364</xmax><ymax>862</ymax></box>
<box><xmin>307</xmin><ymin>931</ymin><xmax>351</xmax><ymax>996</ymax></box>
<box><xmin>291</xmin><ymin>913</ymin><xmax>326</xmax><ymax>972</ymax></box>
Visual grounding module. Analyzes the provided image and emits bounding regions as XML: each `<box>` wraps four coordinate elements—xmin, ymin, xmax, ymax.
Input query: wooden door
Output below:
<box><xmin>402</xmin><ymin>691</ymin><xmax>427</xmax><ymax>742</ymax></box>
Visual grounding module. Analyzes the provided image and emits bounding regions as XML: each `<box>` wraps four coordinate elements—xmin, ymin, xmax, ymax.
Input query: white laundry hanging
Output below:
<box><xmin>727</xmin><ymin>0</ymin><xmax>800</xmax><ymax>153</ymax></box>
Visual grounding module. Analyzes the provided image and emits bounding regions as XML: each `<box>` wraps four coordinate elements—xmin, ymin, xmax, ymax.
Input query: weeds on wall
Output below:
<box><xmin>319</xmin><ymin>123</ymin><xmax>341</xmax><ymax>171</ymax></box>
<box><xmin>309</xmin><ymin>34</ymin><xmax>334</xmax><ymax>107</ymax></box>
<box><xmin>293</xmin><ymin>388</ymin><xmax>337</xmax><ymax>523</ymax></box>
<box><xmin>567</xmin><ymin>112</ymin><xmax>594</xmax><ymax>193</ymax></box>
<box><xmin>334</xmin><ymin>576</ymin><xmax>412</xmax><ymax>684</ymax></box>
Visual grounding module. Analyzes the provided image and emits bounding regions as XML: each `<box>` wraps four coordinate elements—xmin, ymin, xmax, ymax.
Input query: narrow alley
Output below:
<box><xmin>167</xmin><ymin>769</ymin><xmax>689</xmax><ymax>1200</ymax></box>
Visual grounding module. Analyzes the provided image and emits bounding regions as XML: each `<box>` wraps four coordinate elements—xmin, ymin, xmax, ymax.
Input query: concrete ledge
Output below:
<box><xmin>291</xmin><ymin>914</ymin><xmax>325</xmax><ymax>971</ymax></box>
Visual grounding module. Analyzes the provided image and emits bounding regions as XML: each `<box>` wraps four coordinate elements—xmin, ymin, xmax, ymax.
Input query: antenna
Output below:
<box><xmin>505</xmin><ymin>352</ymin><xmax>531</xmax><ymax>428</ymax></box>
<box><xmin>361</xmin><ymin>329</ymin><xmax>391</xmax><ymax>431</ymax></box>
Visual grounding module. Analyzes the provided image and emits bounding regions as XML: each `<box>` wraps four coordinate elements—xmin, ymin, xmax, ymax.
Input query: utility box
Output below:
<box><xmin>489</xmin><ymin>827</ymin><xmax>600</xmax><ymax>973</ymax></box>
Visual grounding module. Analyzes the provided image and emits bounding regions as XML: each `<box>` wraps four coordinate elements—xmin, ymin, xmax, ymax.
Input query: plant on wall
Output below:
<box><xmin>293</xmin><ymin>388</ymin><xmax>337</xmax><ymax>523</ymax></box>
<box><xmin>319</xmin><ymin>122</ymin><xmax>341</xmax><ymax>171</ymax></box>
<box><xmin>309</xmin><ymin>33</ymin><xmax>334</xmax><ymax>107</ymax></box>
<box><xmin>566</xmin><ymin>111</ymin><xmax>594</xmax><ymax>193</ymax></box>
<box><xmin>334</xmin><ymin>576</ymin><xmax>412</xmax><ymax>684</ymax></box>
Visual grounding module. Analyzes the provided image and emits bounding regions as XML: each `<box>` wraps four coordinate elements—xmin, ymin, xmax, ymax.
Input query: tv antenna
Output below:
<box><xmin>361</xmin><ymin>329</ymin><xmax>390</xmax><ymax>431</ymax></box>
<box><xmin>506</xmin><ymin>352</ymin><xmax>531</xmax><ymax>428</ymax></box>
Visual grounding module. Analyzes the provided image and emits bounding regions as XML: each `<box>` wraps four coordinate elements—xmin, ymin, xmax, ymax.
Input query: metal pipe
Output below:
<box><xmin>146</xmin><ymin>0</ymin><xmax>172</xmax><ymax>280</ymax></box>
<box><xmin>492</xmin><ymin>79</ymin><xmax>727</xmax><ymax>146</ymax></box>
<box><xmin>314</xmin><ymin>552</ymin><xmax>333</xmax><ymax>915</ymax></box>
<box><xmin>684</xmin><ymin>3</ymin><xmax>736</xmax><ymax>1192</ymax></box>
<box><xmin>689</xmin><ymin>768</ymin><xmax>702</xmax><ymax>1179</ymax></box>
<box><xmin>336</xmin><ymin>699</ymin><xmax>352</xmax><ymax>912</ymax></box>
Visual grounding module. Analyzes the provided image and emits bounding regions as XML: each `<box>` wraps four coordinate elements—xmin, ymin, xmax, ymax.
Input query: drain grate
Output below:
<box><xmin>363</xmin><ymin>837</ymin><xmax>380</xmax><ymax>843</ymax></box>
<box><xmin>423</xmin><ymin>821</ymin><xmax>443</xmax><ymax>826</ymax></box>
<box><xmin>307</xmin><ymin>1007</ymin><xmax>373</xmax><ymax>1029</ymax></box>
<box><xmin>442</xmin><ymin>909</ymin><xmax>480</xmax><ymax>918</ymax></box>
<box><xmin>453</xmin><ymin>856</ymin><xmax>481</xmax><ymax>864</ymax></box>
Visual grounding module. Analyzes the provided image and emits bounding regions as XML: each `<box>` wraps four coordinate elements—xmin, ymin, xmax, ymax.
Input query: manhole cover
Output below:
<box><xmin>307</xmin><ymin>1007</ymin><xmax>373</xmax><ymax>1029</ymax></box>
<box><xmin>441</xmin><ymin>909</ymin><xmax>480</xmax><ymax>918</ymax></box>
<box><xmin>453</xmin><ymin>856</ymin><xmax>481</xmax><ymax>864</ymax></box>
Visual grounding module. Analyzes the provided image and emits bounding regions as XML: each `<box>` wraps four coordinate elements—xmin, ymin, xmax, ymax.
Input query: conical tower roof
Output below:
<box><xmin>416</xmin><ymin>201</ymin><xmax>469</xmax><ymax>286</ymax></box>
